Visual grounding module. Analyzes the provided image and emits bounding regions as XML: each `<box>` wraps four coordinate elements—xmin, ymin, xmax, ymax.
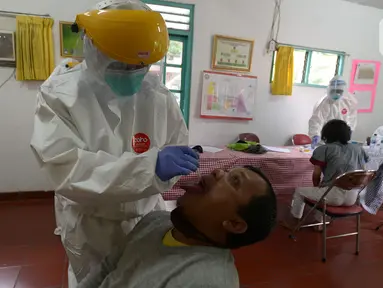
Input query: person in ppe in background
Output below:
<box><xmin>30</xmin><ymin>0</ymin><xmax>198</xmax><ymax>286</ymax></box>
<box><xmin>309</xmin><ymin>76</ymin><xmax>357</xmax><ymax>148</ymax></box>
<box><xmin>369</xmin><ymin>126</ymin><xmax>383</xmax><ymax>147</ymax></box>
<box><xmin>373</xmin><ymin>126</ymin><xmax>383</xmax><ymax>138</ymax></box>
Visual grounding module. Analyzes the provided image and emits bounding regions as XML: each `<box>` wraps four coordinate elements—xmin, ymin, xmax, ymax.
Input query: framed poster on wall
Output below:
<box><xmin>200</xmin><ymin>70</ymin><xmax>257</xmax><ymax>120</ymax></box>
<box><xmin>59</xmin><ymin>21</ymin><xmax>83</xmax><ymax>58</ymax></box>
<box><xmin>211</xmin><ymin>35</ymin><xmax>254</xmax><ymax>72</ymax></box>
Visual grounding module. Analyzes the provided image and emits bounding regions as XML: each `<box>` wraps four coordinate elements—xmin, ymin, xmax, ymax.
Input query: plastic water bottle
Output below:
<box><xmin>311</xmin><ymin>135</ymin><xmax>320</xmax><ymax>149</ymax></box>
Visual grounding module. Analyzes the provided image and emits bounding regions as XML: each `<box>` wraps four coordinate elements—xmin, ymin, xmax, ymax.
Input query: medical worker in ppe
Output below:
<box><xmin>30</xmin><ymin>0</ymin><xmax>198</xmax><ymax>286</ymax></box>
<box><xmin>372</xmin><ymin>126</ymin><xmax>383</xmax><ymax>140</ymax></box>
<box><xmin>309</xmin><ymin>76</ymin><xmax>357</xmax><ymax>147</ymax></box>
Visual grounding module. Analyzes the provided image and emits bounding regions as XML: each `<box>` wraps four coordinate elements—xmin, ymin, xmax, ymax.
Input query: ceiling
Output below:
<box><xmin>343</xmin><ymin>0</ymin><xmax>383</xmax><ymax>9</ymax></box>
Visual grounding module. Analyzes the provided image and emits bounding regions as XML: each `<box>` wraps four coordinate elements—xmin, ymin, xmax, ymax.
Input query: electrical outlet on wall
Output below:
<box><xmin>268</xmin><ymin>40</ymin><xmax>277</xmax><ymax>53</ymax></box>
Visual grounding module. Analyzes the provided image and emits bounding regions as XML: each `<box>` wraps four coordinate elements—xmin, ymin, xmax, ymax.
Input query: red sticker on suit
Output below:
<box><xmin>132</xmin><ymin>133</ymin><xmax>151</xmax><ymax>154</ymax></box>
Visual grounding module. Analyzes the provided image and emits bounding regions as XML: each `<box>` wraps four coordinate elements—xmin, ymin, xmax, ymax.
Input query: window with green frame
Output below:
<box><xmin>270</xmin><ymin>46</ymin><xmax>345</xmax><ymax>87</ymax></box>
<box><xmin>143</xmin><ymin>0</ymin><xmax>194</xmax><ymax>126</ymax></box>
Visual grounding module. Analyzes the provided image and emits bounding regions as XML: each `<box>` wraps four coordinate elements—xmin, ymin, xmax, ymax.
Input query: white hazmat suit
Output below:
<box><xmin>373</xmin><ymin>126</ymin><xmax>383</xmax><ymax>139</ymax></box>
<box><xmin>30</xmin><ymin>1</ymin><xmax>195</xmax><ymax>286</ymax></box>
<box><xmin>308</xmin><ymin>76</ymin><xmax>357</xmax><ymax>139</ymax></box>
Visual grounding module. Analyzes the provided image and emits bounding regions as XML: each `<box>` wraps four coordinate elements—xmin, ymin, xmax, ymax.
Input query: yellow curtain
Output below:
<box><xmin>271</xmin><ymin>46</ymin><xmax>294</xmax><ymax>96</ymax></box>
<box><xmin>16</xmin><ymin>16</ymin><xmax>54</xmax><ymax>81</ymax></box>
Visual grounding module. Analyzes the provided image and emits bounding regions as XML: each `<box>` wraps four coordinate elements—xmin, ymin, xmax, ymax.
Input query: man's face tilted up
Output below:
<box><xmin>172</xmin><ymin>166</ymin><xmax>277</xmax><ymax>249</ymax></box>
<box><xmin>77</xmin><ymin>166</ymin><xmax>277</xmax><ymax>288</ymax></box>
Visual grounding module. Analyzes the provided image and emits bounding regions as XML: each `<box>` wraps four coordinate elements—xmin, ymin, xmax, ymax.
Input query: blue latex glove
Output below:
<box><xmin>156</xmin><ymin>146</ymin><xmax>199</xmax><ymax>181</ymax></box>
<box><xmin>311</xmin><ymin>135</ymin><xmax>320</xmax><ymax>149</ymax></box>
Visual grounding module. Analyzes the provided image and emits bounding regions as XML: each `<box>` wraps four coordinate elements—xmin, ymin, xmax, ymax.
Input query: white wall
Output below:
<box><xmin>0</xmin><ymin>0</ymin><xmax>382</xmax><ymax>192</ymax></box>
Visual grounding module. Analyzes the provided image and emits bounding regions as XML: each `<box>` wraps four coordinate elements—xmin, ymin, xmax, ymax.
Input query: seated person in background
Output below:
<box><xmin>283</xmin><ymin>119</ymin><xmax>369</xmax><ymax>230</ymax></box>
<box><xmin>79</xmin><ymin>166</ymin><xmax>277</xmax><ymax>288</ymax></box>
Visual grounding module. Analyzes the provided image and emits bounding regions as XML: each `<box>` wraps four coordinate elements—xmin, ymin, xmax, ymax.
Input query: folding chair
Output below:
<box><xmin>289</xmin><ymin>170</ymin><xmax>376</xmax><ymax>262</ymax></box>
<box><xmin>292</xmin><ymin>134</ymin><xmax>311</xmax><ymax>146</ymax></box>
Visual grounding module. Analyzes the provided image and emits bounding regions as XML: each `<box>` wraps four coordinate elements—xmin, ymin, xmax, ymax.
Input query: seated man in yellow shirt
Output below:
<box><xmin>79</xmin><ymin>166</ymin><xmax>277</xmax><ymax>288</ymax></box>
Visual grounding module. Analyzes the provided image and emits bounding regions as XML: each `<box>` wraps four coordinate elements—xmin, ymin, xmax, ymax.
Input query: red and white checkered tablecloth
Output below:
<box><xmin>162</xmin><ymin>147</ymin><xmax>314</xmax><ymax>200</ymax></box>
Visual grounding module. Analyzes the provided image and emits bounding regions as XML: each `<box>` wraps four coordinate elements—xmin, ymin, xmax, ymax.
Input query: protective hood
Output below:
<box><xmin>327</xmin><ymin>76</ymin><xmax>347</xmax><ymax>101</ymax></box>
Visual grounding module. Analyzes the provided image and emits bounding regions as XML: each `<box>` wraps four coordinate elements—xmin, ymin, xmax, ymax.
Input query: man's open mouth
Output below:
<box><xmin>180</xmin><ymin>178</ymin><xmax>206</xmax><ymax>194</ymax></box>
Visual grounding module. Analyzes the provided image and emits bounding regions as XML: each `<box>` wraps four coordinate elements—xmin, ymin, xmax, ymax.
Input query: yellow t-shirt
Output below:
<box><xmin>163</xmin><ymin>229</ymin><xmax>188</xmax><ymax>247</ymax></box>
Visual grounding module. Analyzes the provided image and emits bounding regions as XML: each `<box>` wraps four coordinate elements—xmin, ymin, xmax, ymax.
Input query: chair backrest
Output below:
<box><xmin>239</xmin><ymin>133</ymin><xmax>260</xmax><ymax>143</ymax></box>
<box><xmin>333</xmin><ymin>170</ymin><xmax>376</xmax><ymax>190</ymax></box>
<box><xmin>320</xmin><ymin>170</ymin><xmax>377</xmax><ymax>201</ymax></box>
<box><xmin>292</xmin><ymin>134</ymin><xmax>311</xmax><ymax>146</ymax></box>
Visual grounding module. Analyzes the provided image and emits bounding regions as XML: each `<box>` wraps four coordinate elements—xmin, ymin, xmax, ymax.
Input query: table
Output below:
<box><xmin>162</xmin><ymin>147</ymin><xmax>313</xmax><ymax>200</ymax></box>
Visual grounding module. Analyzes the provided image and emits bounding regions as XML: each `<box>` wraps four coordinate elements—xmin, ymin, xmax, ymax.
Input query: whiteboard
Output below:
<box><xmin>200</xmin><ymin>70</ymin><xmax>257</xmax><ymax>120</ymax></box>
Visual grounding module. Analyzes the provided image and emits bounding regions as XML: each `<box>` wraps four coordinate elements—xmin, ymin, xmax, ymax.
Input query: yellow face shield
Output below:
<box><xmin>75</xmin><ymin>9</ymin><xmax>169</xmax><ymax>65</ymax></box>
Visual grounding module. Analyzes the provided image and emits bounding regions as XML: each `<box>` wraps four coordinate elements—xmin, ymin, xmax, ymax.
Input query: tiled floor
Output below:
<box><xmin>0</xmin><ymin>197</ymin><xmax>382</xmax><ymax>288</ymax></box>
<box><xmin>0</xmin><ymin>198</ymin><xmax>67</xmax><ymax>288</ymax></box>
